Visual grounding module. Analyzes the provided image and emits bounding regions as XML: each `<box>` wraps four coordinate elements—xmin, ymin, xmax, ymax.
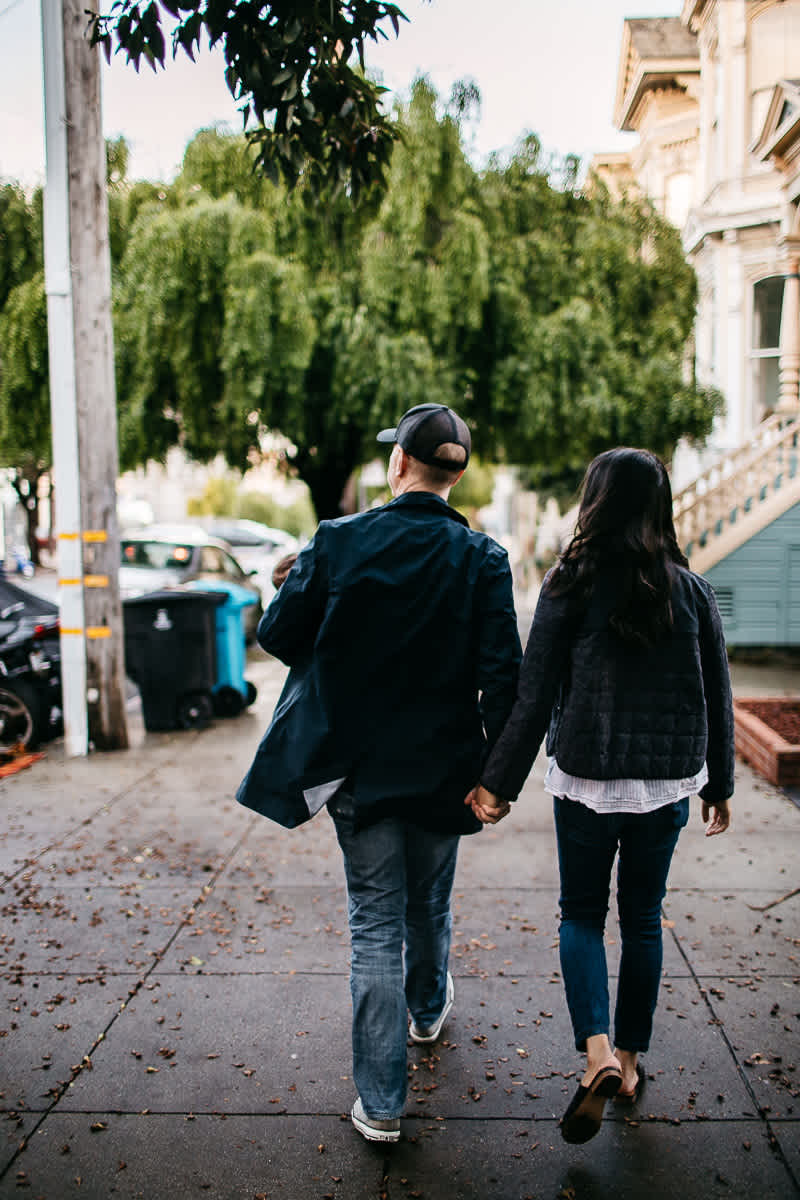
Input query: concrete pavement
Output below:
<box><xmin>1</xmin><ymin>653</ymin><xmax>799</xmax><ymax>1199</ymax></box>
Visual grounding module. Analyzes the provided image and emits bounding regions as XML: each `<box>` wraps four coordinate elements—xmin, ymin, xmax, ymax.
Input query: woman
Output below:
<box><xmin>469</xmin><ymin>447</ymin><xmax>734</xmax><ymax>1145</ymax></box>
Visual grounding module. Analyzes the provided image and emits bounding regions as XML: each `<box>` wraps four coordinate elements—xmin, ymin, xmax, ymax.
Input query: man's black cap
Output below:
<box><xmin>376</xmin><ymin>404</ymin><xmax>471</xmax><ymax>470</ymax></box>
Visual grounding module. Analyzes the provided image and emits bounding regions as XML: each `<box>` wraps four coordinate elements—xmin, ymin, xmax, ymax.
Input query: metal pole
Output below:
<box><xmin>40</xmin><ymin>0</ymin><xmax>88</xmax><ymax>756</ymax></box>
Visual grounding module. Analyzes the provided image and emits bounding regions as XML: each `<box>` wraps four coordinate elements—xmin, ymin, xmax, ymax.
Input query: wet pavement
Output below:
<box><xmin>0</xmin><ymin>653</ymin><xmax>798</xmax><ymax>1199</ymax></box>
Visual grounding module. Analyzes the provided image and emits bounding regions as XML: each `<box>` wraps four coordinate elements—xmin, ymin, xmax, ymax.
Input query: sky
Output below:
<box><xmin>1</xmin><ymin>0</ymin><xmax>683</xmax><ymax>189</ymax></box>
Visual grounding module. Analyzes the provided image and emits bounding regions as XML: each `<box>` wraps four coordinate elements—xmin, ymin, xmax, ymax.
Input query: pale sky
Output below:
<box><xmin>1</xmin><ymin>0</ymin><xmax>683</xmax><ymax>189</ymax></box>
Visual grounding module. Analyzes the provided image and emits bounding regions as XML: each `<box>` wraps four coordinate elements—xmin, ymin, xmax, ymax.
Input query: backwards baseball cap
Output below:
<box><xmin>376</xmin><ymin>404</ymin><xmax>471</xmax><ymax>470</ymax></box>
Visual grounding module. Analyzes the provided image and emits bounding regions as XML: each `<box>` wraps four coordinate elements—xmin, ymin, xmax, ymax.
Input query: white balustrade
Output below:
<box><xmin>672</xmin><ymin>414</ymin><xmax>799</xmax><ymax>554</ymax></box>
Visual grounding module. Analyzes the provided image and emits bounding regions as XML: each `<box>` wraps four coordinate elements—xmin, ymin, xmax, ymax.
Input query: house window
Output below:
<box><xmin>749</xmin><ymin>3</ymin><xmax>800</xmax><ymax>142</ymax></box>
<box><xmin>751</xmin><ymin>276</ymin><xmax>783</xmax><ymax>419</ymax></box>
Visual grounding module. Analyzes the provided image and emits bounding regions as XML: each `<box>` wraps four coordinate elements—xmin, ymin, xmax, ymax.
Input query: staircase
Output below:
<box><xmin>673</xmin><ymin>413</ymin><xmax>800</xmax><ymax>574</ymax></box>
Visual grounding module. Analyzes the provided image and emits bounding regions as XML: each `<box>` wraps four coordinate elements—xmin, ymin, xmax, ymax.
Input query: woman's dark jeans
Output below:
<box><xmin>553</xmin><ymin>795</ymin><xmax>690</xmax><ymax>1053</ymax></box>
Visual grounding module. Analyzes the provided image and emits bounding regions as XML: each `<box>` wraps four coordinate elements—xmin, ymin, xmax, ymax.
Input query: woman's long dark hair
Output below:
<box><xmin>549</xmin><ymin>447</ymin><xmax>689</xmax><ymax>646</ymax></box>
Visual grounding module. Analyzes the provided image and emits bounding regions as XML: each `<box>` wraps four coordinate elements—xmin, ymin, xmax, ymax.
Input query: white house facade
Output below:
<box><xmin>596</xmin><ymin>2</ymin><xmax>800</xmax><ymax>644</ymax></box>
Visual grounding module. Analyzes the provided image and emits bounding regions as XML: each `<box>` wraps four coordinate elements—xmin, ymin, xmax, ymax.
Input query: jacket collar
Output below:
<box><xmin>384</xmin><ymin>491</ymin><xmax>469</xmax><ymax>526</ymax></box>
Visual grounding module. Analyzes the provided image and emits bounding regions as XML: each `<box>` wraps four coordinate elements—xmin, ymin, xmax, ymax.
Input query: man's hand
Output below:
<box><xmin>702</xmin><ymin>797</ymin><xmax>731</xmax><ymax>836</ymax></box>
<box><xmin>465</xmin><ymin>785</ymin><xmax>511</xmax><ymax>825</ymax></box>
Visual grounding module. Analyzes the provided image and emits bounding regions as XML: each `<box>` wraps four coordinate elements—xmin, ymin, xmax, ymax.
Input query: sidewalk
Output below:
<box><xmin>1</xmin><ymin>654</ymin><xmax>798</xmax><ymax>1200</ymax></box>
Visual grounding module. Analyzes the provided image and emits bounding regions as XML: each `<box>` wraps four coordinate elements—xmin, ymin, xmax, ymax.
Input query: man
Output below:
<box><xmin>250</xmin><ymin>403</ymin><xmax>521</xmax><ymax>1142</ymax></box>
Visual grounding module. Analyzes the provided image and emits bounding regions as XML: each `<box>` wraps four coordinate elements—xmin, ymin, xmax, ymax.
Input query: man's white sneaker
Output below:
<box><xmin>409</xmin><ymin>971</ymin><xmax>455</xmax><ymax>1044</ymax></box>
<box><xmin>351</xmin><ymin>1097</ymin><xmax>400</xmax><ymax>1143</ymax></box>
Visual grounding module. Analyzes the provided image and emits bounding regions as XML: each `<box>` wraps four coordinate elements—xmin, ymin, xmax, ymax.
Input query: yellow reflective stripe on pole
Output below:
<box><xmin>58</xmin><ymin>530</ymin><xmax>106</xmax><ymax>541</ymax></box>
<box><xmin>59</xmin><ymin>576</ymin><xmax>108</xmax><ymax>586</ymax></box>
<box><xmin>60</xmin><ymin>626</ymin><xmax>112</xmax><ymax>639</ymax></box>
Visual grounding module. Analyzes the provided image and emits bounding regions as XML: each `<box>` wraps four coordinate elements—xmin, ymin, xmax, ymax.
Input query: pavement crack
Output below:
<box><xmin>0</xmin><ymin>761</ymin><xmax>167</xmax><ymax>887</ymax></box>
<box><xmin>663</xmin><ymin>903</ymin><xmax>800</xmax><ymax>1194</ymax></box>
<box><xmin>0</xmin><ymin>814</ymin><xmax>260</xmax><ymax>1185</ymax></box>
<box><xmin>746</xmin><ymin>885</ymin><xmax>800</xmax><ymax>912</ymax></box>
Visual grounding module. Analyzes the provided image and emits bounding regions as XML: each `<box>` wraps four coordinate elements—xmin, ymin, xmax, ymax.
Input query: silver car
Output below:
<box><xmin>119</xmin><ymin>524</ymin><xmax>263</xmax><ymax>642</ymax></box>
<box><xmin>201</xmin><ymin>519</ymin><xmax>300</xmax><ymax>601</ymax></box>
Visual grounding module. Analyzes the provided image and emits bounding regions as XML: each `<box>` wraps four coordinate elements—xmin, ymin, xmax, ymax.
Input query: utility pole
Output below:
<box><xmin>41</xmin><ymin>0</ymin><xmax>129</xmax><ymax>753</ymax></box>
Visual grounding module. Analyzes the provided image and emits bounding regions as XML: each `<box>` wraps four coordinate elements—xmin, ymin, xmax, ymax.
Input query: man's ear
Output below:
<box><xmin>393</xmin><ymin>445</ymin><xmax>409</xmax><ymax>475</ymax></box>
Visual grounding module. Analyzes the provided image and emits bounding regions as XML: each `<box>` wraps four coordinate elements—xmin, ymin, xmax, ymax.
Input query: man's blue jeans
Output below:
<box><xmin>553</xmin><ymin>795</ymin><xmax>690</xmax><ymax>1054</ymax></box>
<box><xmin>329</xmin><ymin>794</ymin><xmax>460</xmax><ymax>1119</ymax></box>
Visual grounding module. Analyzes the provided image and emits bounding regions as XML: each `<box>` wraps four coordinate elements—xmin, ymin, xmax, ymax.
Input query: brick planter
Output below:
<box><xmin>733</xmin><ymin>697</ymin><xmax>800</xmax><ymax>787</ymax></box>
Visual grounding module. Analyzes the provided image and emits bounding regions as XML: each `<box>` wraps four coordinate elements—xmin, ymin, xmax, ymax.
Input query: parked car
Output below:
<box><xmin>0</xmin><ymin>593</ymin><xmax>62</xmax><ymax>752</ymax></box>
<box><xmin>119</xmin><ymin>525</ymin><xmax>263</xmax><ymax>642</ymax></box>
<box><xmin>200</xmin><ymin>519</ymin><xmax>300</xmax><ymax>602</ymax></box>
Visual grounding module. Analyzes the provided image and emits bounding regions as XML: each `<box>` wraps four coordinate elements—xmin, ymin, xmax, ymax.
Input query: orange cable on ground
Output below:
<box><xmin>0</xmin><ymin>750</ymin><xmax>46</xmax><ymax>778</ymax></box>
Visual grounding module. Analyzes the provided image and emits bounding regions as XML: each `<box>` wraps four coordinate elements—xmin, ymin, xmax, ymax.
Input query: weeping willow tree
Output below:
<box><xmin>1</xmin><ymin>85</ymin><xmax>721</xmax><ymax>525</ymax></box>
<box><xmin>474</xmin><ymin>136</ymin><xmax>721</xmax><ymax>494</ymax></box>
<box><xmin>0</xmin><ymin>272</ymin><xmax>51</xmax><ymax>560</ymax></box>
<box><xmin>114</xmin><ymin>197</ymin><xmax>316</xmax><ymax>478</ymax></box>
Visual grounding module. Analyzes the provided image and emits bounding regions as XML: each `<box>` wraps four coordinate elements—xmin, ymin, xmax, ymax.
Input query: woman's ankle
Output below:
<box><xmin>582</xmin><ymin>1034</ymin><xmax>620</xmax><ymax>1085</ymax></box>
<box><xmin>614</xmin><ymin>1047</ymin><xmax>639</xmax><ymax>1089</ymax></box>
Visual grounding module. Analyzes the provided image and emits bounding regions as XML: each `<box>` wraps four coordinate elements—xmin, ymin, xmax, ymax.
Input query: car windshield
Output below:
<box><xmin>121</xmin><ymin>541</ymin><xmax>193</xmax><ymax>570</ymax></box>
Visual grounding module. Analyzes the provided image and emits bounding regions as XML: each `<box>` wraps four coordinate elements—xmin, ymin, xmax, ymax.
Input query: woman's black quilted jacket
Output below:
<box><xmin>480</xmin><ymin>564</ymin><xmax>735</xmax><ymax>805</ymax></box>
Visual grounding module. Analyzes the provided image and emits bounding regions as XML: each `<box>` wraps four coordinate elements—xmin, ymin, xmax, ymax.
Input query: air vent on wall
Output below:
<box><xmin>712</xmin><ymin>586</ymin><xmax>734</xmax><ymax>620</ymax></box>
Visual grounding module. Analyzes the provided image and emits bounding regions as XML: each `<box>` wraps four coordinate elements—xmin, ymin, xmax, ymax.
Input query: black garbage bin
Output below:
<box><xmin>123</xmin><ymin>590</ymin><xmax>226</xmax><ymax>731</ymax></box>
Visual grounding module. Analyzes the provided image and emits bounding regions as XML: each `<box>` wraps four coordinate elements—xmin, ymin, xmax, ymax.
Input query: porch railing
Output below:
<box><xmin>672</xmin><ymin>413</ymin><xmax>800</xmax><ymax>559</ymax></box>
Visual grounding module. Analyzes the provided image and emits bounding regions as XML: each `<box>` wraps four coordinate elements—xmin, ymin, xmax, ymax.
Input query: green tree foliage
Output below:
<box><xmin>114</xmin><ymin>196</ymin><xmax>315</xmax><ymax>473</ymax></box>
<box><xmin>0</xmin><ymin>183</ymin><xmax>42</xmax><ymax>312</ymax></box>
<box><xmin>88</xmin><ymin>0</ymin><xmax>406</xmax><ymax>198</ymax></box>
<box><xmin>1</xmin><ymin>93</ymin><xmax>721</xmax><ymax>531</ymax></box>
<box><xmin>0</xmin><ymin>272</ymin><xmax>52</xmax><ymax>556</ymax></box>
<box><xmin>112</xmin><ymin>83</ymin><xmax>720</xmax><ymax>518</ymax></box>
<box><xmin>477</xmin><ymin>147</ymin><xmax>720</xmax><ymax>493</ymax></box>
<box><xmin>451</xmin><ymin>457</ymin><xmax>495</xmax><ymax>523</ymax></box>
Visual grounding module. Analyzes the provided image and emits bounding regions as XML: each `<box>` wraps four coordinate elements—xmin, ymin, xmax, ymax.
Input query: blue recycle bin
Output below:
<box><xmin>185</xmin><ymin>580</ymin><xmax>258</xmax><ymax>716</ymax></box>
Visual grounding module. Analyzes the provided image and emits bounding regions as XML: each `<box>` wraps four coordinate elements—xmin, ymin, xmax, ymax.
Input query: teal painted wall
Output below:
<box><xmin>704</xmin><ymin>502</ymin><xmax>800</xmax><ymax>645</ymax></box>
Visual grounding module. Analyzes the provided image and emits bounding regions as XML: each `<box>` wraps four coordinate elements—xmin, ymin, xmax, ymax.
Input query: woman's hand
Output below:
<box><xmin>465</xmin><ymin>785</ymin><xmax>511</xmax><ymax>825</ymax></box>
<box><xmin>702</xmin><ymin>797</ymin><xmax>730</xmax><ymax>836</ymax></box>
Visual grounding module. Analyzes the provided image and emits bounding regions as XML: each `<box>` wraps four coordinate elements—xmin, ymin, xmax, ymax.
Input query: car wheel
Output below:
<box><xmin>0</xmin><ymin>682</ymin><xmax>42</xmax><ymax>752</ymax></box>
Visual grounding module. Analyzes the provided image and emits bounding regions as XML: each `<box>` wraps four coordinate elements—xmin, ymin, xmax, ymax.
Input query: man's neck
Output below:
<box><xmin>393</xmin><ymin>482</ymin><xmax>451</xmax><ymax>501</ymax></box>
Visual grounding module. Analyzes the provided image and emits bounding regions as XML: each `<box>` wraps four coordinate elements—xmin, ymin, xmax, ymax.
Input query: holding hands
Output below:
<box><xmin>465</xmin><ymin>785</ymin><xmax>511</xmax><ymax>825</ymax></box>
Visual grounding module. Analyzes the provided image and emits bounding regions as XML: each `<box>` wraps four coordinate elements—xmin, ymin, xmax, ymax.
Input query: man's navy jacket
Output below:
<box><xmin>236</xmin><ymin>491</ymin><xmax>521</xmax><ymax>834</ymax></box>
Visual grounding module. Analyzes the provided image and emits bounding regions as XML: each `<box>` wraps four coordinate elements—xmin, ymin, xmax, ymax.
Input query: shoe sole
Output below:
<box><xmin>409</xmin><ymin>997</ymin><xmax>453</xmax><ymax>1043</ymax></box>
<box><xmin>560</xmin><ymin>1070</ymin><xmax>622</xmax><ymax>1145</ymax></box>
<box><xmin>409</xmin><ymin>975</ymin><xmax>455</xmax><ymax>1044</ymax></box>
<box><xmin>351</xmin><ymin>1111</ymin><xmax>400</xmax><ymax>1143</ymax></box>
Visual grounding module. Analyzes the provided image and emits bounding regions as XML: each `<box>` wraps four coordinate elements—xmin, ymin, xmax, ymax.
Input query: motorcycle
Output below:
<box><xmin>0</xmin><ymin>602</ymin><xmax>62</xmax><ymax>753</ymax></box>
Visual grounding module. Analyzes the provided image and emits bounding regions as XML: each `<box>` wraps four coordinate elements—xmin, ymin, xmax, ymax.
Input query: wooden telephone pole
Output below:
<box><xmin>41</xmin><ymin>0</ymin><xmax>129</xmax><ymax>753</ymax></box>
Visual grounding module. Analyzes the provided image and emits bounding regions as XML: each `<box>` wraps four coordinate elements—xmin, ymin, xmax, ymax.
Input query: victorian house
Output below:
<box><xmin>595</xmin><ymin>0</ymin><xmax>800</xmax><ymax>645</ymax></box>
